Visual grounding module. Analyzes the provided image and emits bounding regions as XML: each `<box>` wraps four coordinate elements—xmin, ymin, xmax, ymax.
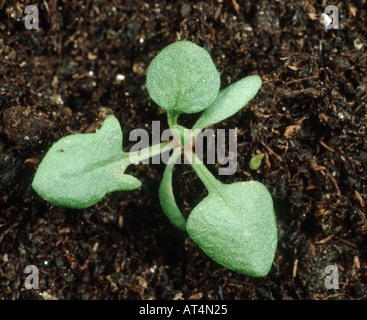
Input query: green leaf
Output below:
<box><xmin>186</xmin><ymin>180</ymin><xmax>277</xmax><ymax>277</ymax></box>
<box><xmin>185</xmin><ymin>150</ymin><xmax>277</xmax><ymax>277</ymax></box>
<box><xmin>146</xmin><ymin>41</ymin><xmax>220</xmax><ymax>115</ymax></box>
<box><xmin>32</xmin><ymin>116</ymin><xmax>141</xmax><ymax>209</ymax></box>
<box><xmin>193</xmin><ymin>75</ymin><xmax>262</xmax><ymax>130</ymax></box>
<box><xmin>158</xmin><ymin>149</ymin><xmax>186</xmax><ymax>231</ymax></box>
<box><xmin>249</xmin><ymin>153</ymin><xmax>265</xmax><ymax>170</ymax></box>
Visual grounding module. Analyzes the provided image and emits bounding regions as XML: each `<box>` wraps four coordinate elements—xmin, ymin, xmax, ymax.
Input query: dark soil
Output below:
<box><xmin>1</xmin><ymin>0</ymin><xmax>366</xmax><ymax>300</ymax></box>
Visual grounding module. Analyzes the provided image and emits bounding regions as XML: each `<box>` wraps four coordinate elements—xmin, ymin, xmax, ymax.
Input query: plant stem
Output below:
<box><xmin>159</xmin><ymin>148</ymin><xmax>186</xmax><ymax>231</ymax></box>
<box><xmin>184</xmin><ymin>146</ymin><xmax>222</xmax><ymax>194</ymax></box>
<box><xmin>128</xmin><ymin>141</ymin><xmax>172</xmax><ymax>163</ymax></box>
<box><xmin>167</xmin><ymin>111</ymin><xmax>179</xmax><ymax>128</ymax></box>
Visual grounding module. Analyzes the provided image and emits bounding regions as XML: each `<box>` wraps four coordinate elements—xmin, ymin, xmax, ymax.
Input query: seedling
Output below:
<box><xmin>249</xmin><ymin>153</ymin><xmax>265</xmax><ymax>171</ymax></box>
<box><xmin>32</xmin><ymin>41</ymin><xmax>277</xmax><ymax>277</ymax></box>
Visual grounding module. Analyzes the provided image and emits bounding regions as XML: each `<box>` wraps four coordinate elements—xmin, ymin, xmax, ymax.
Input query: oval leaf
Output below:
<box><xmin>32</xmin><ymin>116</ymin><xmax>141</xmax><ymax>209</ymax></box>
<box><xmin>193</xmin><ymin>75</ymin><xmax>262</xmax><ymax>130</ymax></box>
<box><xmin>186</xmin><ymin>180</ymin><xmax>277</xmax><ymax>277</ymax></box>
<box><xmin>146</xmin><ymin>41</ymin><xmax>220</xmax><ymax>115</ymax></box>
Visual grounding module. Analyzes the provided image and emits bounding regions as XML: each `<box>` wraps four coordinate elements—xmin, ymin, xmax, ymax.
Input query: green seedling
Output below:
<box><xmin>249</xmin><ymin>153</ymin><xmax>265</xmax><ymax>171</ymax></box>
<box><xmin>32</xmin><ymin>41</ymin><xmax>277</xmax><ymax>277</ymax></box>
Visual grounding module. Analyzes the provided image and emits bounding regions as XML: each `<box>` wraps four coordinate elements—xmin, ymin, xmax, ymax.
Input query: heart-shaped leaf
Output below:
<box><xmin>186</xmin><ymin>180</ymin><xmax>277</xmax><ymax>277</ymax></box>
<box><xmin>146</xmin><ymin>41</ymin><xmax>220</xmax><ymax>115</ymax></box>
<box><xmin>193</xmin><ymin>75</ymin><xmax>262</xmax><ymax>130</ymax></box>
<box><xmin>32</xmin><ymin>116</ymin><xmax>141</xmax><ymax>209</ymax></box>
